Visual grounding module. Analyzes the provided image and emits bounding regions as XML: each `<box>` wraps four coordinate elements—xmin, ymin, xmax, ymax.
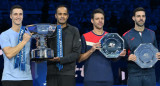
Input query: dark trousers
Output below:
<box><xmin>128</xmin><ymin>74</ymin><xmax>156</xmax><ymax>86</ymax></box>
<box><xmin>47</xmin><ymin>75</ymin><xmax>75</xmax><ymax>86</ymax></box>
<box><xmin>84</xmin><ymin>81</ymin><xmax>113</xmax><ymax>86</ymax></box>
<box><xmin>2</xmin><ymin>80</ymin><xmax>33</xmax><ymax>86</ymax></box>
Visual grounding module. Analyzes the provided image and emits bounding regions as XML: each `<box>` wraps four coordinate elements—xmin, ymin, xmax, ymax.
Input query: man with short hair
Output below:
<box><xmin>122</xmin><ymin>7</ymin><xmax>160</xmax><ymax>86</ymax></box>
<box><xmin>79</xmin><ymin>8</ymin><xmax>125</xmax><ymax>86</ymax></box>
<box><xmin>46</xmin><ymin>5</ymin><xmax>81</xmax><ymax>86</ymax></box>
<box><xmin>0</xmin><ymin>5</ymin><xmax>33</xmax><ymax>86</ymax></box>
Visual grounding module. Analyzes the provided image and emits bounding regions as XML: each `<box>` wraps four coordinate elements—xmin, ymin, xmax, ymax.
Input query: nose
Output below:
<box><xmin>17</xmin><ymin>14</ymin><xmax>21</xmax><ymax>18</ymax></box>
<box><xmin>61</xmin><ymin>14</ymin><xmax>65</xmax><ymax>18</ymax></box>
<box><xmin>99</xmin><ymin>19</ymin><xmax>102</xmax><ymax>21</ymax></box>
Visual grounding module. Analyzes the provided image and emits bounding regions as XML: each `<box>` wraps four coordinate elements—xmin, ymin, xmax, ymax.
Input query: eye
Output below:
<box><xmin>14</xmin><ymin>13</ymin><xmax>18</xmax><ymax>15</ymax></box>
<box><xmin>19</xmin><ymin>13</ymin><xmax>23</xmax><ymax>15</ymax></box>
<box><xmin>58</xmin><ymin>13</ymin><xmax>62</xmax><ymax>15</ymax></box>
<box><xmin>64</xmin><ymin>13</ymin><xmax>68</xmax><ymax>16</ymax></box>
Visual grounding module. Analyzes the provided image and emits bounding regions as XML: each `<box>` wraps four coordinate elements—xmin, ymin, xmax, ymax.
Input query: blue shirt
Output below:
<box><xmin>123</xmin><ymin>28</ymin><xmax>158</xmax><ymax>76</ymax></box>
<box><xmin>81</xmin><ymin>31</ymin><xmax>113</xmax><ymax>82</ymax></box>
<box><xmin>0</xmin><ymin>28</ymin><xmax>32</xmax><ymax>81</ymax></box>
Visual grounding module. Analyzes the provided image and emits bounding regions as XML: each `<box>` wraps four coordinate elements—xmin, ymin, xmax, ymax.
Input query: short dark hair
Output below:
<box><xmin>56</xmin><ymin>5</ymin><xmax>69</xmax><ymax>14</ymax></box>
<box><xmin>133</xmin><ymin>7</ymin><xmax>145</xmax><ymax>16</ymax></box>
<box><xmin>10</xmin><ymin>5</ymin><xmax>23</xmax><ymax>14</ymax></box>
<box><xmin>91</xmin><ymin>8</ymin><xmax>105</xmax><ymax>19</ymax></box>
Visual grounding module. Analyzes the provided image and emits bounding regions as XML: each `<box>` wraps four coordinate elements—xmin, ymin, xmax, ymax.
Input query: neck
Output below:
<box><xmin>11</xmin><ymin>24</ymin><xmax>22</xmax><ymax>32</ymax></box>
<box><xmin>57</xmin><ymin>22</ymin><xmax>67</xmax><ymax>28</ymax></box>
<box><xmin>134</xmin><ymin>25</ymin><xmax>145</xmax><ymax>32</ymax></box>
<box><xmin>93</xmin><ymin>28</ymin><xmax>104</xmax><ymax>35</ymax></box>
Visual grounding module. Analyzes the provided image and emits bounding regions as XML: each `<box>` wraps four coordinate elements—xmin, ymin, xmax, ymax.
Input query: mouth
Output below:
<box><xmin>98</xmin><ymin>23</ymin><xmax>103</xmax><ymax>26</ymax></box>
<box><xmin>60</xmin><ymin>18</ymin><xmax>65</xmax><ymax>21</ymax></box>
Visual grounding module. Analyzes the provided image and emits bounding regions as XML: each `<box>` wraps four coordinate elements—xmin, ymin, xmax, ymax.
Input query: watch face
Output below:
<box><xmin>100</xmin><ymin>33</ymin><xmax>124</xmax><ymax>58</ymax></box>
<box><xmin>134</xmin><ymin>43</ymin><xmax>158</xmax><ymax>68</ymax></box>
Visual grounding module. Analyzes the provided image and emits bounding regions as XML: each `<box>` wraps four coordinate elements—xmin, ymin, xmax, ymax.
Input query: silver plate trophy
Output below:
<box><xmin>100</xmin><ymin>33</ymin><xmax>124</xmax><ymax>58</ymax></box>
<box><xmin>134</xmin><ymin>43</ymin><xmax>158</xmax><ymax>68</ymax></box>
<box><xmin>26</xmin><ymin>24</ymin><xmax>57</xmax><ymax>61</ymax></box>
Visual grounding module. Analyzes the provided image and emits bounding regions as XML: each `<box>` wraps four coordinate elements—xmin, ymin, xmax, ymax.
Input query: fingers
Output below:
<box><xmin>119</xmin><ymin>49</ymin><xmax>126</xmax><ymax>56</ymax></box>
<box><xmin>35</xmin><ymin>37</ymin><xmax>40</xmax><ymax>48</ymax></box>
<box><xmin>23</xmin><ymin>33</ymin><xmax>31</xmax><ymax>43</ymax></box>
<box><xmin>128</xmin><ymin>54</ymin><xmax>136</xmax><ymax>61</ymax></box>
<box><xmin>90</xmin><ymin>42</ymin><xmax>101</xmax><ymax>52</ymax></box>
<box><xmin>48</xmin><ymin>57</ymin><xmax>60</xmax><ymax>62</ymax></box>
<box><xmin>93</xmin><ymin>42</ymin><xmax>101</xmax><ymax>49</ymax></box>
<box><xmin>156</xmin><ymin>52</ymin><xmax>160</xmax><ymax>60</ymax></box>
<box><xmin>30</xmin><ymin>32</ymin><xmax>34</xmax><ymax>35</ymax></box>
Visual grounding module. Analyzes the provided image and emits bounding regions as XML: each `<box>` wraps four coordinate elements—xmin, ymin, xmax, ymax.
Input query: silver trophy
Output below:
<box><xmin>26</xmin><ymin>24</ymin><xmax>57</xmax><ymax>61</ymax></box>
<box><xmin>100</xmin><ymin>33</ymin><xmax>124</xmax><ymax>58</ymax></box>
<box><xmin>134</xmin><ymin>43</ymin><xmax>158</xmax><ymax>68</ymax></box>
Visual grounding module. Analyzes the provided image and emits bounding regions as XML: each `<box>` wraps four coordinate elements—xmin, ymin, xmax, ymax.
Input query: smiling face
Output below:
<box><xmin>91</xmin><ymin>13</ymin><xmax>104</xmax><ymax>30</ymax></box>
<box><xmin>55</xmin><ymin>7</ymin><xmax>69</xmax><ymax>25</ymax></box>
<box><xmin>132</xmin><ymin>11</ymin><xmax>146</xmax><ymax>27</ymax></box>
<box><xmin>10</xmin><ymin>8</ymin><xmax>23</xmax><ymax>26</ymax></box>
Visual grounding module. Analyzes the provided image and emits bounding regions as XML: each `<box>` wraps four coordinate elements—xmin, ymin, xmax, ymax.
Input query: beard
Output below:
<box><xmin>94</xmin><ymin>24</ymin><xmax>104</xmax><ymax>30</ymax></box>
<box><xmin>135</xmin><ymin>21</ymin><xmax>144</xmax><ymax>27</ymax></box>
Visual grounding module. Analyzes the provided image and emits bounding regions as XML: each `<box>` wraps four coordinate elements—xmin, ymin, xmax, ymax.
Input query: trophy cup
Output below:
<box><xmin>134</xmin><ymin>43</ymin><xmax>158</xmax><ymax>68</ymax></box>
<box><xmin>100</xmin><ymin>33</ymin><xmax>124</xmax><ymax>58</ymax></box>
<box><xmin>26</xmin><ymin>24</ymin><xmax>57</xmax><ymax>61</ymax></box>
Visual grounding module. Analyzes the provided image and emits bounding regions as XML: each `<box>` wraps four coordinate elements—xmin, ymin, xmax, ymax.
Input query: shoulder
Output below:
<box><xmin>145</xmin><ymin>28</ymin><xmax>155</xmax><ymax>34</ymax></box>
<box><xmin>1</xmin><ymin>29</ymin><xmax>11</xmax><ymax>37</ymax></box>
<box><xmin>123</xmin><ymin>29</ymin><xmax>132</xmax><ymax>37</ymax></box>
<box><xmin>68</xmin><ymin>24</ymin><xmax>79</xmax><ymax>31</ymax></box>
<box><xmin>83</xmin><ymin>31</ymin><xmax>92</xmax><ymax>38</ymax></box>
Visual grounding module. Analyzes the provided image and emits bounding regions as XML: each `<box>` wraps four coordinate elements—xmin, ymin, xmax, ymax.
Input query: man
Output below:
<box><xmin>122</xmin><ymin>7</ymin><xmax>160</xmax><ymax>86</ymax></box>
<box><xmin>0</xmin><ymin>5</ymin><xmax>33</xmax><ymax>86</ymax></box>
<box><xmin>46</xmin><ymin>5</ymin><xmax>81</xmax><ymax>86</ymax></box>
<box><xmin>79</xmin><ymin>8</ymin><xmax>126</xmax><ymax>86</ymax></box>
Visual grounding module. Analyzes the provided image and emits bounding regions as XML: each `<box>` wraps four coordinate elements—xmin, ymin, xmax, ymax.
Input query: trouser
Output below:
<box><xmin>2</xmin><ymin>80</ymin><xmax>33</xmax><ymax>86</ymax></box>
<box><xmin>128</xmin><ymin>74</ymin><xmax>156</xmax><ymax>86</ymax></box>
<box><xmin>47</xmin><ymin>75</ymin><xmax>75</xmax><ymax>86</ymax></box>
<box><xmin>84</xmin><ymin>81</ymin><xmax>113</xmax><ymax>86</ymax></box>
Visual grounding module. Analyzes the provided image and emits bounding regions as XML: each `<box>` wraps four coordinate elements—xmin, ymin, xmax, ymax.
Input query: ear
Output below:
<box><xmin>55</xmin><ymin>14</ymin><xmax>57</xmax><ymax>19</ymax></box>
<box><xmin>10</xmin><ymin>14</ymin><xmax>12</xmax><ymax>19</ymax></box>
<box><xmin>67</xmin><ymin>14</ymin><xmax>69</xmax><ymax>19</ymax></box>
<box><xmin>132</xmin><ymin>16</ymin><xmax>135</xmax><ymax>21</ymax></box>
<box><xmin>91</xmin><ymin>19</ymin><xmax>93</xmax><ymax>24</ymax></box>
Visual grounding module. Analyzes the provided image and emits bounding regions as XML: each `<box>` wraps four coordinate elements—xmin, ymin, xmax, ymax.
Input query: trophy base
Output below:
<box><xmin>31</xmin><ymin>48</ymin><xmax>54</xmax><ymax>61</ymax></box>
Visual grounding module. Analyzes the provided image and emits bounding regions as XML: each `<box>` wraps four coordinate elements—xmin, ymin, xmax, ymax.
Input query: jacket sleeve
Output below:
<box><xmin>60</xmin><ymin>28</ymin><xmax>81</xmax><ymax>64</ymax></box>
<box><xmin>153</xmin><ymin>32</ymin><xmax>158</xmax><ymax>49</ymax></box>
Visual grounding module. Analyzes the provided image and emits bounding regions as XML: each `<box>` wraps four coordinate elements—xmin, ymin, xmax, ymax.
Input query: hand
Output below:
<box><xmin>119</xmin><ymin>49</ymin><xmax>126</xmax><ymax>56</ymax></box>
<box><xmin>34</xmin><ymin>59</ymin><xmax>44</xmax><ymax>63</ymax></box>
<box><xmin>128</xmin><ymin>54</ymin><xmax>136</xmax><ymax>61</ymax></box>
<box><xmin>35</xmin><ymin>37</ymin><xmax>40</xmax><ymax>48</ymax></box>
<box><xmin>49</xmin><ymin>57</ymin><xmax>60</xmax><ymax>62</ymax></box>
<box><xmin>90</xmin><ymin>42</ymin><xmax>101</xmax><ymax>52</ymax></box>
<box><xmin>22</xmin><ymin>33</ymin><xmax>31</xmax><ymax>43</ymax></box>
<box><xmin>156</xmin><ymin>52</ymin><xmax>160</xmax><ymax>60</ymax></box>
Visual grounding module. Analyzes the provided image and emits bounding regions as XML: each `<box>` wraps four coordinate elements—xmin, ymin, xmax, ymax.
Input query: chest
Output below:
<box><xmin>126</xmin><ymin>32</ymin><xmax>154</xmax><ymax>51</ymax></box>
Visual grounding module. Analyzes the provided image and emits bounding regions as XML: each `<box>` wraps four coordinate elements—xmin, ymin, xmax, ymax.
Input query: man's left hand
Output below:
<box><xmin>49</xmin><ymin>57</ymin><xmax>60</xmax><ymax>62</ymax></box>
<box><xmin>119</xmin><ymin>49</ymin><xmax>126</xmax><ymax>57</ymax></box>
<box><xmin>156</xmin><ymin>52</ymin><xmax>160</xmax><ymax>60</ymax></box>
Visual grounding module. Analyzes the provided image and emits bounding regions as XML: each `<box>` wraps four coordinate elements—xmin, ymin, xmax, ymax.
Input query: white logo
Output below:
<box><xmin>108</xmin><ymin>43</ymin><xmax>115</xmax><ymax>48</ymax></box>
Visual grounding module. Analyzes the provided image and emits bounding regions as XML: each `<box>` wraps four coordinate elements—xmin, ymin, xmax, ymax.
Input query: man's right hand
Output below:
<box><xmin>90</xmin><ymin>42</ymin><xmax>101</xmax><ymax>53</ymax></box>
<box><xmin>128</xmin><ymin>54</ymin><xmax>136</xmax><ymax>61</ymax></box>
<box><xmin>22</xmin><ymin>33</ymin><xmax>31</xmax><ymax>43</ymax></box>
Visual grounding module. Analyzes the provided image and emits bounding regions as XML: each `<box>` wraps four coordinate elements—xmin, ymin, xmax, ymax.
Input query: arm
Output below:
<box><xmin>79</xmin><ymin>42</ymin><xmax>101</xmax><ymax>63</ymax></box>
<box><xmin>59</xmin><ymin>28</ymin><xmax>81</xmax><ymax>64</ymax></box>
<box><xmin>121</xmin><ymin>36</ymin><xmax>136</xmax><ymax>61</ymax></box>
<box><xmin>2</xmin><ymin>33</ymin><xmax>31</xmax><ymax>59</ymax></box>
<box><xmin>152</xmin><ymin>32</ymin><xmax>160</xmax><ymax>60</ymax></box>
